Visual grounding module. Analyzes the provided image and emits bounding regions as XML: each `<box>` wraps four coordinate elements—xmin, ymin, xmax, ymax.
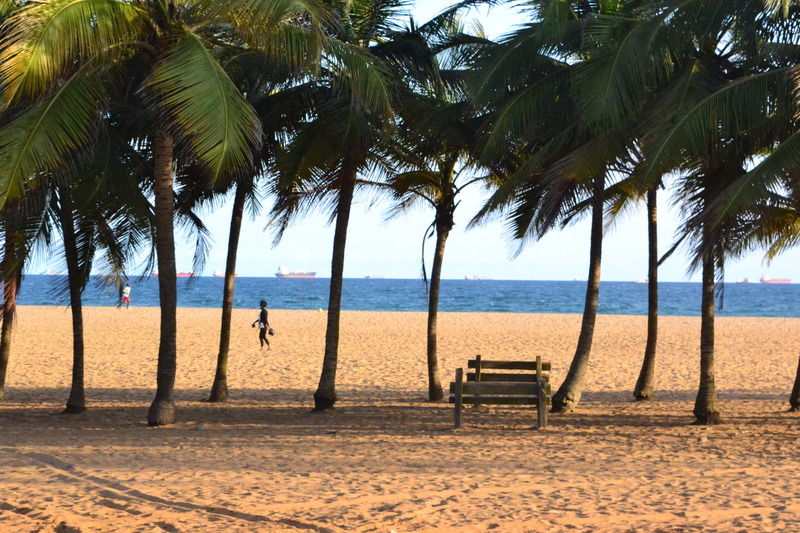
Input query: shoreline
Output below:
<box><xmin>15</xmin><ymin>304</ymin><xmax>800</xmax><ymax>320</ymax></box>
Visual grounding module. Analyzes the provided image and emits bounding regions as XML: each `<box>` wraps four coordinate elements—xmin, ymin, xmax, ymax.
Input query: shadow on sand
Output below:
<box><xmin>0</xmin><ymin>385</ymin><xmax>794</xmax><ymax>448</ymax></box>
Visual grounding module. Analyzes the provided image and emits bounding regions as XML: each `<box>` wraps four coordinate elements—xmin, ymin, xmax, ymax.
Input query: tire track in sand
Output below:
<box><xmin>0</xmin><ymin>448</ymin><xmax>343</xmax><ymax>533</ymax></box>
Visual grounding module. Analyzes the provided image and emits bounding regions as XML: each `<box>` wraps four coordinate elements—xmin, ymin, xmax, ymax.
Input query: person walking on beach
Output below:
<box><xmin>251</xmin><ymin>300</ymin><xmax>271</xmax><ymax>350</ymax></box>
<box><xmin>118</xmin><ymin>284</ymin><xmax>132</xmax><ymax>309</ymax></box>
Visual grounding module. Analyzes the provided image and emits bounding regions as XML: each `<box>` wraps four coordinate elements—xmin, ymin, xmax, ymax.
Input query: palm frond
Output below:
<box><xmin>323</xmin><ymin>38</ymin><xmax>394</xmax><ymax>117</ymax></box>
<box><xmin>145</xmin><ymin>30</ymin><xmax>263</xmax><ymax>183</ymax></box>
<box><xmin>0</xmin><ymin>0</ymin><xmax>142</xmax><ymax>105</ymax></box>
<box><xmin>640</xmin><ymin>63</ymin><xmax>793</xmax><ymax>188</ymax></box>
<box><xmin>763</xmin><ymin>0</ymin><xmax>800</xmax><ymax>17</ymax></box>
<box><xmin>0</xmin><ymin>68</ymin><xmax>106</xmax><ymax>207</ymax></box>
<box><xmin>713</xmin><ymin>129</ymin><xmax>800</xmax><ymax>223</ymax></box>
<box><xmin>191</xmin><ymin>0</ymin><xmax>334</xmax><ymax>29</ymax></box>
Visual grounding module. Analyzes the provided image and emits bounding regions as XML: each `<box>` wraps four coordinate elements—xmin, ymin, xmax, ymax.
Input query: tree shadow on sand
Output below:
<box><xmin>0</xmin><ymin>386</ymin><xmax>794</xmax><ymax>448</ymax></box>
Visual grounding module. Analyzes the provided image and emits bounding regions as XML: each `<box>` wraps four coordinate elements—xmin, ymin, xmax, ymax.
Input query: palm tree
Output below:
<box><xmin>55</xmin><ymin>130</ymin><xmax>154</xmax><ymax>413</ymax></box>
<box><xmin>204</xmin><ymin>49</ymin><xmax>307</xmax><ymax>402</ymax></box>
<box><xmin>610</xmin><ymin>0</ymin><xmax>797</xmax><ymax>422</ymax></box>
<box><xmin>743</xmin><ymin>188</ymin><xmax>800</xmax><ymax>412</ymax></box>
<box><xmin>0</xmin><ymin>202</ymin><xmax>29</xmax><ymax>401</ymax></box>
<box><xmin>273</xmin><ymin>0</ymin><xmax>407</xmax><ymax>411</ymax></box>
<box><xmin>0</xmin><ymin>187</ymin><xmax>53</xmax><ymax>401</ymax></box>
<box><xmin>633</xmin><ymin>185</ymin><xmax>659</xmax><ymax>400</ymax></box>
<box><xmin>375</xmin><ymin>17</ymin><xmax>495</xmax><ymax>401</ymax></box>
<box><xmin>385</xmin><ymin>109</ymin><xmax>492</xmax><ymax>400</ymax></box>
<box><xmin>0</xmin><ymin>0</ymin><xmax>23</xmax><ymax>402</ymax></box>
<box><xmin>56</xmin><ymin>185</ymin><xmax>87</xmax><ymax>413</ymax></box>
<box><xmin>176</xmin><ymin>170</ymin><xmax>259</xmax><ymax>403</ymax></box>
<box><xmin>468</xmin><ymin>0</ymin><xmax>642</xmax><ymax>413</ymax></box>
<box><xmin>471</xmin><ymin>0</ymin><xmax>795</xmax><ymax>422</ymax></box>
<box><xmin>544</xmin><ymin>175</ymin><xmax>607</xmax><ymax>413</ymax></box>
<box><xmin>709</xmin><ymin>2</ymin><xmax>800</xmax><ymax>412</ymax></box>
<box><xmin>0</xmin><ymin>0</ymin><xmax>331</xmax><ymax>424</ymax></box>
<box><xmin>207</xmin><ymin>181</ymin><xmax>249</xmax><ymax>402</ymax></box>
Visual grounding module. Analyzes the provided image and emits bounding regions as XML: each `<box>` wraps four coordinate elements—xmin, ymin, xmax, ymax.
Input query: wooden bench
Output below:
<box><xmin>449</xmin><ymin>355</ymin><xmax>551</xmax><ymax>429</ymax></box>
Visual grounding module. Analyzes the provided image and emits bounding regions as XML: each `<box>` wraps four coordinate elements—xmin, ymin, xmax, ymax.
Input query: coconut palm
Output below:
<box><xmin>204</xmin><ymin>49</ymin><xmax>308</xmax><ymax>402</ymax></box>
<box><xmin>0</xmin><ymin>193</ymin><xmax>48</xmax><ymax>401</ymax></box>
<box><xmin>632</xmin><ymin>187</ymin><xmax>660</xmax><ymax>399</ymax></box>
<box><xmin>722</xmin><ymin>176</ymin><xmax>800</xmax><ymax>412</ymax></box>
<box><xmin>468</xmin><ymin>0</ymin><xmax>645</xmax><ymax>413</ymax></box>
<box><xmin>386</xmin><ymin>102</ymin><xmax>494</xmax><ymax>401</ymax></box>
<box><xmin>601</xmin><ymin>0</ymin><xmax>799</xmax><ymax>422</ymax></box>
<box><xmin>0</xmin><ymin>170</ymin><xmax>77</xmax><ymax>402</ymax></box>
<box><xmin>54</xmin><ymin>126</ymin><xmax>155</xmax><ymax>413</ymax></box>
<box><xmin>174</xmin><ymin>169</ymin><xmax>261</xmax><ymax>404</ymax></box>
<box><xmin>206</xmin><ymin>180</ymin><xmax>251</xmax><ymax>402</ymax></box>
<box><xmin>0</xmin><ymin>0</ymin><xmax>27</xmax><ymax>402</ymax></box>
<box><xmin>368</xmin><ymin>16</ymin><xmax>496</xmax><ymax>402</ymax></box>
<box><xmin>0</xmin><ymin>0</ymin><xmax>333</xmax><ymax>424</ymax></box>
<box><xmin>273</xmin><ymin>0</ymin><xmax>409</xmax><ymax>411</ymax></box>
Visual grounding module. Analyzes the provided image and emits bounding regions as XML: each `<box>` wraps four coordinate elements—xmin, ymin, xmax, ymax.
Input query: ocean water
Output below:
<box><xmin>13</xmin><ymin>275</ymin><xmax>800</xmax><ymax>317</ymax></box>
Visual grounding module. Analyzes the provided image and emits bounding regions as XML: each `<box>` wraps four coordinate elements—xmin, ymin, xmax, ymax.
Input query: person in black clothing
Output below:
<box><xmin>251</xmin><ymin>300</ymin><xmax>270</xmax><ymax>350</ymax></box>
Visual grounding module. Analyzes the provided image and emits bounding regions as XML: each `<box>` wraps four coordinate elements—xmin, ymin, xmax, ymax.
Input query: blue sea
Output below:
<box><xmin>13</xmin><ymin>275</ymin><xmax>800</xmax><ymax>317</ymax></box>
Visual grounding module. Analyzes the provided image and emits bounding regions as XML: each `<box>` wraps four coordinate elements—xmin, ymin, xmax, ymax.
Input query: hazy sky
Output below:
<box><xmin>40</xmin><ymin>1</ymin><xmax>800</xmax><ymax>282</ymax></box>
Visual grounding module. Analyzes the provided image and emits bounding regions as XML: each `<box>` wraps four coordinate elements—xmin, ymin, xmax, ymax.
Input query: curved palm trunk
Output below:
<box><xmin>551</xmin><ymin>177</ymin><xmax>604</xmax><ymax>413</ymax></box>
<box><xmin>59</xmin><ymin>187</ymin><xmax>86</xmax><ymax>414</ymax></box>
<box><xmin>209</xmin><ymin>183</ymin><xmax>247</xmax><ymax>402</ymax></box>
<box><xmin>789</xmin><ymin>357</ymin><xmax>800</xmax><ymax>411</ymax></box>
<box><xmin>425</xmin><ymin>217</ymin><xmax>450</xmax><ymax>402</ymax></box>
<box><xmin>314</xmin><ymin>157</ymin><xmax>357</xmax><ymax>410</ymax></box>
<box><xmin>634</xmin><ymin>186</ymin><xmax>658</xmax><ymax>400</ymax></box>
<box><xmin>147</xmin><ymin>126</ymin><xmax>178</xmax><ymax>426</ymax></box>
<box><xmin>693</xmin><ymin>222</ymin><xmax>721</xmax><ymax>424</ymax></box>
<box><xmin>0</xmin><ymin>228</ymin><xmax>20</xmax><ymax>402</ymax></box>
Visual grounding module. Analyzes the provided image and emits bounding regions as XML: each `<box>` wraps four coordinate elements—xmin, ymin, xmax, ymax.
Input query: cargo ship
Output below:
<box><xmin>465</xmin><ymin>275</ymin><xmax>491</xmax><ymax>281</ymax></box>
<box><xmin>153</xmin><ymin>272</ymin><xmax>192</xmax><ymax>277</ymax></box>
<box><xmin>759</xmin><ymin>275</ymin><xmax>791</xmax><ymax>284</ymax></box>
<box><xmin>276</xmin><ymin>266</ymin><xmax>316</xmax><ymax>279</ymax></box>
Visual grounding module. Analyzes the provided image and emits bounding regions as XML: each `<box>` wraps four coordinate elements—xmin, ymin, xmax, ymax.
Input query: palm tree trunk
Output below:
<box><xmin>634</xmin><ymin>186</ymin><xmax>658</xmax><ymax>400</ymax></box>
<box><xmin>147</xmin><ymin>126</ymin><xmax>178</xmax><ymax>426</ymax></box>
<box><xmin>789</xmin><ymin>357</ymin><xmax>800</xmax><ymax>411</ymax></box>
<box><xmin>551</xmin><ymin>176</ymin><xmax>604</xmax><ymax>413</ymax></box>
<box><xmin>0</xmin><ymin>226</ymin><xmax>20</xmax><ymax>402</ymax></box>
<box><xmin>693</xmin><ymin>222</ymin><xmax>721</xmax><ymax>424</ymax></box>
<box><xmin>314</xmin><ymin>157</ymin><xmax>358</xmax><ymax>410</ymax></box>
<box><xmin>426</xmin><ymin>218</ymin><xmax>450</xmax><ymax>402</ymax></box>
<box><xmin>208</xmin><ymin>183</ymin><xmax>247</xmax><ymax>402</ymax></box>
<box><xmin>59</xmin><ymin>187</ymin><xmax>86</xmax><ymax>414</ymax></box>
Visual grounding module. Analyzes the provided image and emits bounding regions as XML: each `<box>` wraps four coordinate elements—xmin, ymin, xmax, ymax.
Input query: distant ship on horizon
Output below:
<box><xmin>760</xmin><ymin>275</ymin><xmax>791</xmax><ymax>284</ymax></box>
<box><xmin>212</xmin><ymin>270</ymin><xmax>237</xmax><ymax>277</ymax></box>
<box><xmin>40</xmin><ymin>270</ymin><xmax>66</xmax><ymax>276</ymax></box>
<box><xmin>465</xmin><ymin>275</ymin><xmax>491</xmax><ymax>281</ymax></box>
<box><xmin>153</xmin><ymin>272</ymin><xmax>192</xmax><ymax>277</ymax></box>
<box><xmin>276</xmin><ymin>266</ymin><xmax>316</xmax><ymax>279</ymax></box>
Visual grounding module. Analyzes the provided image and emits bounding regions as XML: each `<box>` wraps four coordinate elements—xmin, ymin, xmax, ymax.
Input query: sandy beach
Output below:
<box><xmin>1</xmin><ymin>306</ymin><xmax>799</xmax><ymax>532</ymax></box>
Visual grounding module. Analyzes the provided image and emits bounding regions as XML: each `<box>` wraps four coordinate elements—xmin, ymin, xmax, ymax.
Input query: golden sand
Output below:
<box><xmin>1</xmin><ymin>306</ymin><xmax>799</xmax><ymax>532</ymax></box>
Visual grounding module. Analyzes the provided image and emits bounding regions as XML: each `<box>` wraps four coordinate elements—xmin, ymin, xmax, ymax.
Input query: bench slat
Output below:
<box><xmin>468</xmin><ymin>360</ymin><xmax>551</xmax><ymax>371</ymax></box>
<box><xmin>450</xmin><ymin>382</ymin><xmax>552</xmax><ymax>395</ymax></box>
<box><xmin>448</xmin><ymin>396</ymin><xmax>552</xmax><ymax>406</ymax></box>
<box><xmin>467</xmin><ymin>372</ymin><xmax>549</xmax><ymax>383</ymax></box>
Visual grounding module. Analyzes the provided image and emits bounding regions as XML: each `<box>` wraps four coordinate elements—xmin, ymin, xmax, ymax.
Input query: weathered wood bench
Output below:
<box><xmin>449</xmin><ymin>355</ymin><xmax>551</xmax><ymax>429</ymax></box>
